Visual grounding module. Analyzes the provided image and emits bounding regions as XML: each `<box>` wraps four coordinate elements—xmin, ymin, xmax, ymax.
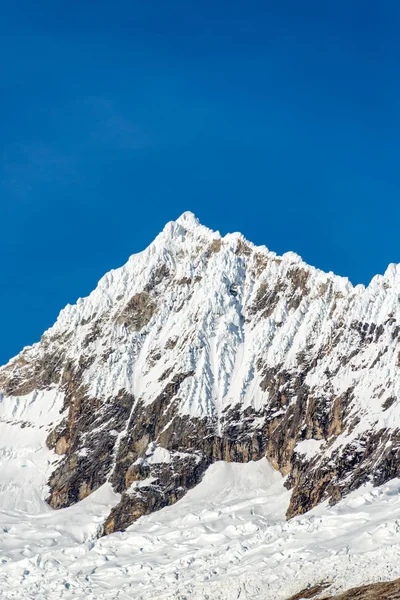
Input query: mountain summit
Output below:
<box><xmin>1</xmin><ymin>213</ymin><xmax>400</xmax><ymax>533</ymax></box>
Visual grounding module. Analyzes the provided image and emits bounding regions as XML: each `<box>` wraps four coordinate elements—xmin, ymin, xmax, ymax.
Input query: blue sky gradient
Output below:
<box><xmin>1</xmin><ymin>1</ymin><xmax>399</xmax><ymax>363</ymax></box>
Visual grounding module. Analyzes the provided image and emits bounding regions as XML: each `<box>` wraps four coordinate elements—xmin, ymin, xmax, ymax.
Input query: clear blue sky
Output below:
<box><xmin>1</xmin><ymin>1</ymin><xmax>399</xmax><ymax>364</ymax></box>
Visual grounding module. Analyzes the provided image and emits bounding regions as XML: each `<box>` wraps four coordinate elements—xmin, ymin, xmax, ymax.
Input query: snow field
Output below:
<box><xmin>1</xmin><ymin>459</ymin><xmax>400</xmax><ymax>599</ymax></box>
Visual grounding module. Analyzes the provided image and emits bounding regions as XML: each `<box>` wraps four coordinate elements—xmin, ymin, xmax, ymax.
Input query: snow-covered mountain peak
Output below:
<box><xmin>158</xmin><ymin>210</ymin><xmax>216</xmax><ymax>246</ymax></box>
<box><xmin>382</xmin><ymin>262</ymin><xmax>400</xmax><ymax>285</ymax></box>
<box><xmin>2</xmin><ymin>213</ymin><xmax>400</xmax><ymax>540</ymax></box>
<box><xmin>175</xmin><ymin>210</ymin><xmax>202</xmax><ymax>229</ymax></box>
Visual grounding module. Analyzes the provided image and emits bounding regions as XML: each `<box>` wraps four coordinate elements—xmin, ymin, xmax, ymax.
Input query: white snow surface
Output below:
<box><xmin>0</xmin><ymin>389</ymin><xmax>64</xmax><ymax>514</ymax></box>
<box><xmin>1</xmin><ymin>459</ymin><xmax>400</xmax><ymax>598</ymax></box>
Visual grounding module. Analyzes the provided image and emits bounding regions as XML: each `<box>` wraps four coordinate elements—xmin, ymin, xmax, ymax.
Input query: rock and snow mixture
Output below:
<box><xmin>1</xmin><ymin>460</ymin><xmax>400</xmax><ymax>599</ymax></box>
<box><xmin>1</xmin><ymin>212</ymin><xmax>400</xmax><ymax>597</ymax></box>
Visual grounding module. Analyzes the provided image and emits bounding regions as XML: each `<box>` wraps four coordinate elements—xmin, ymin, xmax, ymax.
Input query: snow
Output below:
<box><xmin>295</xmin><ymin>439</ymin><xmax>326</xmax><ymax>460</ymax></box>
<box><xmin>127</xmin><ymin>476</ymin><xmax>157</xmax><ymax>495</ymax></box>
<box><xmin>135</xmin><ymin>443</ymin><xmax>200</xmax><ymax>466</ymax></box>
<box><xmin>0</xmin><ymin>389</ymin><xmax>64</xmax><ymax>514</ymax></box>
<box><xmin>1</xmin><ymin>459</ymin><xmax>400</xmax><ymax>598</ymax></box>
<box><xmin>145</xmin><ymin>443</ymin><xmax>171</xmax><ymax>464</ymax></box>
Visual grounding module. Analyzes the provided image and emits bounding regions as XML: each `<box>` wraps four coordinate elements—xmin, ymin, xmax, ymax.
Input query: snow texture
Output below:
<box><xmin>1</xmin><ymin>459</ymin><xmax>400</xmax><ymax>598</ymax></box>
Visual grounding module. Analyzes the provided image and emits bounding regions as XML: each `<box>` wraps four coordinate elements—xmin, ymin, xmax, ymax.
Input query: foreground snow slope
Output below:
<box><xmin>1</xmin><ymin>459</ymin><xmax>400</xmax><ymax>599</ymax></box>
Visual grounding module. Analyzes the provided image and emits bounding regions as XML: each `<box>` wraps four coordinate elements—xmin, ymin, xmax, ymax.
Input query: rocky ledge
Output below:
<box><xmin>288</xmin><ymin>576</ymin><xmax>400</xmax><ymax>600</ymax></box>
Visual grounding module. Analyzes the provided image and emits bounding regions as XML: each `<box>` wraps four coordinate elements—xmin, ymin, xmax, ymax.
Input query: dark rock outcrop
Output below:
<box><xmin>288</xmin><ymin>577</ymin><xmax>400</xmax><ymax>600</ymax></box>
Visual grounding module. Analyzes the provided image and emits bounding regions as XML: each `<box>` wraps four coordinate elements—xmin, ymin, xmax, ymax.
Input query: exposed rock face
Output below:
<box><xmin>2</xmin><ymin>211</ymin><xmax>400</xmax><ymax>533</ymax></box>
<box><xmin>287</xmin><ymin>576</ymin><xmax>400</xmax><ymax>600</ymax></box>
<box><xmin>115</xmin><ymin>292</ymin><xmax>156</xmax><ymax>331</ymax></box>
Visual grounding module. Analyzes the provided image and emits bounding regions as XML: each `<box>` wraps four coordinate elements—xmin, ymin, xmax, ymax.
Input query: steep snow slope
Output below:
<box><xmin>1</xmin><ymin>212</ymin><xmax>400</xmax><ymax>532</ymax></box>
<box><xmin>0</xmin><ymin>389</ymin><xmax>63</xmax><ymax>513</ymax></box>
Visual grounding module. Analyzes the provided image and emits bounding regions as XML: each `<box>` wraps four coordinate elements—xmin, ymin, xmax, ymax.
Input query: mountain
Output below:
<box><xmin>1</xmin><ymin>210</ymin><xmax>400</xmax><ymax>542</ymax></box>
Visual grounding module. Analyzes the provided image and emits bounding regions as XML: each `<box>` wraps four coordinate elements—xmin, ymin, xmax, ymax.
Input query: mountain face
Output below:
<box><xmin>1</xmin><ymin>211</ymin><xmax>400</xmax><ymax>534</ymax></box>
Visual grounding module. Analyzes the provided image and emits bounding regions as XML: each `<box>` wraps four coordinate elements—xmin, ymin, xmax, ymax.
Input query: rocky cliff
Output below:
<box><xmin>1</xmin><ymin>211</ymin><xmax>400</xmax><ymax>533</ymax></box>
<box><xmin>288</xmin><ymin>577</ymin><xmax>400</xmax><ymax>600</ymax></box>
